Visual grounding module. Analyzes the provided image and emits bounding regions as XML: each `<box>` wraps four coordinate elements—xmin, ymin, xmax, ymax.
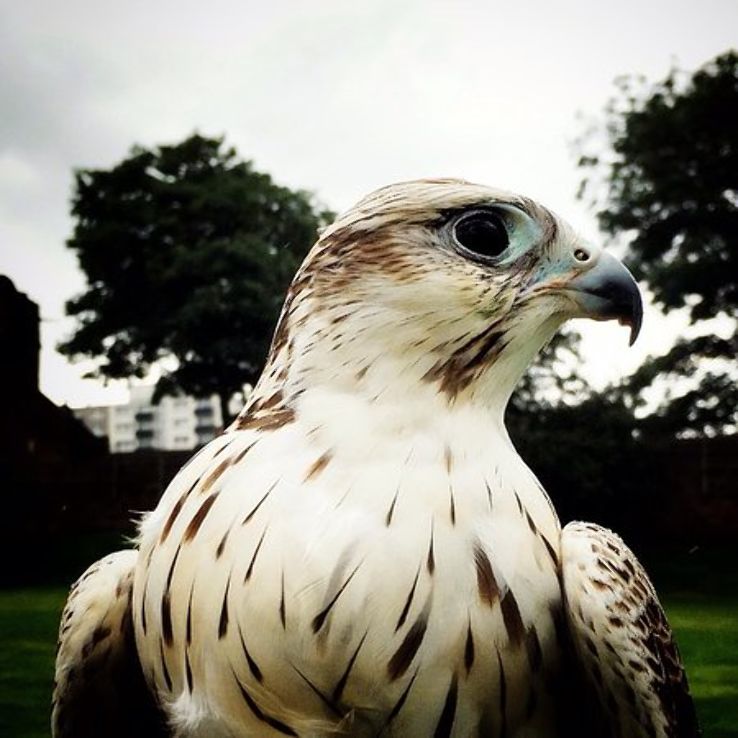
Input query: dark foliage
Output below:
<box><xmin>508</xmin><ymin>53</ymin><xmax>738</xmax><ymax>529</ymax></box>
<box><xmin>509</xmin><ymin>391</ymin><xmax>662</xmax><ymax>539</ymax></box>
<box><xmin>510</xmin><ymin>331</ymin><xmax>587</xmax><ymax>415</ymax></box>
<box><xmin>578</xmin><ymin>51</ymin><xmax>738</xmax><ymax>436</ymax></box>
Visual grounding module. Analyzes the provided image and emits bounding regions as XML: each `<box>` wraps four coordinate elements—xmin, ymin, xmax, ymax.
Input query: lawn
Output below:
<box><xmin>667</xmin><ymin>594</ymin><xmax>738</xmax><ymax>736</ymax></box>
<box><xmin>0</xmin><ymin>587</ymin><xmax>67</xmax><ymax>738</ymax></box>
<box><xmin>1</xmin><ymin>547</ymin><xmax>736</xmax><ymax>737</ymax></box>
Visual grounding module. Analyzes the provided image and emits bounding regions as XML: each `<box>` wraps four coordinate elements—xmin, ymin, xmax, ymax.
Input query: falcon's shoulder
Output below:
<box><xmin>52</xmin><ymin>550</ymin><xmax>167</xmax><ymax>738</ymax></box>
<box><xmin>561</xmin><ymin>522</ymin><xmax>700</xmax><ymax>738</ymax></box>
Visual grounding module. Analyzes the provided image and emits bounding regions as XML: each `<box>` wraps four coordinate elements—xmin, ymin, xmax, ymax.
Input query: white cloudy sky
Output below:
<box><xmin>1</xmin><ymin>0</ymin><xmax>735</xmax><ymax>407</ymax></box>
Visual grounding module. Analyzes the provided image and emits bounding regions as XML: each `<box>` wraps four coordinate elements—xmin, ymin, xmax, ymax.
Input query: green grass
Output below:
<box><xmin>0</xmin><ymin>588</ymin><xmax>66</xmax><ymax>738</ymax></box>
<box><xmin>1</xmin><ymin>548</ymin><xmax>736</xmax><ymax>737</ymax></box>
<box><xmin>664</xmin><ymin>594</ymin><xmax>738</xmax><ymax>737</ymax></box>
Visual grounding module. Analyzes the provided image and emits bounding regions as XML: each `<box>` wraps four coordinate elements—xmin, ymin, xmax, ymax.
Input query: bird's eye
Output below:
<box><xmin>453</xmin><ymin>212</ymin><xmax>509</xmax><ymax>260</ymax></box>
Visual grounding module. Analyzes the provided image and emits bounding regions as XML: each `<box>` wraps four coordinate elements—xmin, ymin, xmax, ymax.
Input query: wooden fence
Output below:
<box><xmin>9</xmin><ymin>437</ymin><xmax>738</xmax><ymax>541</ymax></box>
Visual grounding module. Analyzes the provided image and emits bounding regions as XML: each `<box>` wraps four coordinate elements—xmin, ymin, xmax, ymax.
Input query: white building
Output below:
<box><xmin>74</xmin><ymin>386</ymin><xmax>223</xmax><ymax>453</ymax></box>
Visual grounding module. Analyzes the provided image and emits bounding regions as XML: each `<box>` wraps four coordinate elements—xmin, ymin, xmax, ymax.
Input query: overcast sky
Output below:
<box><xmin>1</xmin><ymin>0</ymin><xmax>735</xmax><ymax>407</ymax></box>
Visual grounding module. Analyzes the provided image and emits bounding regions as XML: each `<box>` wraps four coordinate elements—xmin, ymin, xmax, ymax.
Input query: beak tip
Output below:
<box><xmin>623</xmin><ymin>315</ymin><xmax>641</xmax><ymax>346</ymax></box>
<box><xmin>627</xmin><ymin>295</ymin><xmax>644</xmax><ymax>346</ymax></box>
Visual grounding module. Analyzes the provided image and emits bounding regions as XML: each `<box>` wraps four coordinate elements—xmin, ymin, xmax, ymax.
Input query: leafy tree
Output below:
<box><xmin>511</xmin><ymin>392</ymin><xmax>656</xmax><ymax>534</ymax></box>
<box><xmin>509</xmin><ymin>330</ymin><xmax>587</xmax><ymax>416</ymax></box>
<box><xmin>61</xmin><ymin>134</ymin><xmax>333</xmax><ymax>422</ymax></box>
<box><xmin>578</xmin><ymin>51</ymin><xmax>738</xmax><ymax>435</ymax></box>
<box><xmin>511</xmin><ymin>52</ymin><xmax>738</xmax><ymax>529</ymax></box>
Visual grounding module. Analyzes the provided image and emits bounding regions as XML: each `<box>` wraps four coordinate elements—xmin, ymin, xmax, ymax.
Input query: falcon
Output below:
<box><xmin>52</xmin><ymin>179</ymin><xmax>700</xmax><ymax>738</ymax></box>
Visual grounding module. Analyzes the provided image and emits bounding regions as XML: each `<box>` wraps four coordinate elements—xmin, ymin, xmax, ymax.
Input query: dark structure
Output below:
<box><xmin>0</xmin><ymin>276</ymin><xmax>107</xmax><ymax>583</ymax></box>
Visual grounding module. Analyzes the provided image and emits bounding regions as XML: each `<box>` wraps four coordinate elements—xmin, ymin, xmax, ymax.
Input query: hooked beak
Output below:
<box><xmin>563</xmin><ymin>251</ymin><xmax>643</xmax><ymax>345</ymax></box>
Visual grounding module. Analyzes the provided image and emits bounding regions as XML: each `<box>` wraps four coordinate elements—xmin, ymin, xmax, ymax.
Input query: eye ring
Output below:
<box><xmin>452</xmin><ymin>210</ymin><xmax>510</xmax><ymax>261</ymax></box>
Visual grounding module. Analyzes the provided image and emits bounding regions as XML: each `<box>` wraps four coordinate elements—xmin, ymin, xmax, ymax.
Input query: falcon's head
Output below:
<box><xmin>260</xmin><ymin>179</ymin><xmax>641</xmax><ymax>413</ymax></box>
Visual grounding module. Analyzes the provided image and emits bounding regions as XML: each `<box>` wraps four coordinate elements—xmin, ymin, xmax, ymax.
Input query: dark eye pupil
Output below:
<box><xmin>454</xmin><ymin>214</ymin><xmax>509</xmax><ymax>258</ymax></box>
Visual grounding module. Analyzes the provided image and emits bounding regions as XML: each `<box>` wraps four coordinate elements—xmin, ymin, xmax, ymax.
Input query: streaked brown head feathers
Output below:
<box><xmin>251</xmin><ymin>179</ymin><xmax>640</xmax><ymax>410</ymax></box>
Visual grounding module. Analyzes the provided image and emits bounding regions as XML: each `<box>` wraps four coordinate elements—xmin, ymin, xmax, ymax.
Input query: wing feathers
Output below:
<box><xmin>52</xmin><ymin>550</ymin><xmax>167</xmax><ymax>738</ymax></box>
<box><xmin>561</xmin><ymin>522</ymin><xmax>700</xmax><ymax>738</ymax></box>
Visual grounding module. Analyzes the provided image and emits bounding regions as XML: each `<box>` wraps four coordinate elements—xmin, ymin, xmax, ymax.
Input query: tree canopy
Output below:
<box><xmin>61</xmin><ymin>134</ymin><xmax>333</xmax><ymax>421</ymax></box>
<box><xmin>508</xmin><ymin>52</ymin><xmax>738</xmax><ymax>533</ymax></box>
<box><xmin>578</xmin><ymin>51</ymin><xmax>738</xmax><ymax>436</ymax></box>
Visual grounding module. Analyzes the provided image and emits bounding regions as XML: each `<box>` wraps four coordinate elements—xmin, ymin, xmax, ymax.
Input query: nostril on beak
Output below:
<box><xmin>573</xmin><ymin>247</ymin><xmax>590</xmax><ymax>263</ymax></box>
